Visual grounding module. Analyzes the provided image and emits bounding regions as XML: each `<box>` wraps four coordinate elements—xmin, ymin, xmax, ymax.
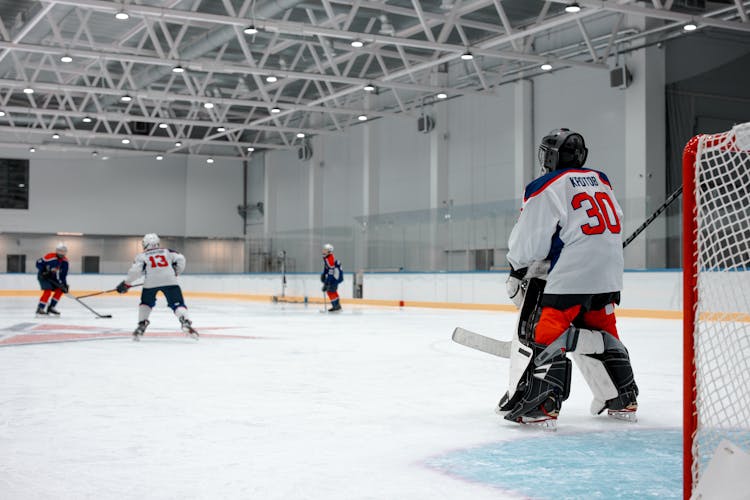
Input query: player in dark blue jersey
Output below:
<box><xmin>35</xmin><ymin>243</ymin><xmax>70</xmax><ymax>316</ymax></box>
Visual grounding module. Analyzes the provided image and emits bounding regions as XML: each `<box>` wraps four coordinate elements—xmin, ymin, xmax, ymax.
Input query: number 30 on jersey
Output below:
<box><xmin>571</xmin><ymin>192</ymin><xmax>621</xmax><ymax>235</ymax></box>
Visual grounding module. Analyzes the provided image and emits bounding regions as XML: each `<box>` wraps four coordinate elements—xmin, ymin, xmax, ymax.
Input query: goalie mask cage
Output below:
<box><xmin>682</xmin><ymin>122</ymin><xmax>750</xmax><ymax>499</ymax></box>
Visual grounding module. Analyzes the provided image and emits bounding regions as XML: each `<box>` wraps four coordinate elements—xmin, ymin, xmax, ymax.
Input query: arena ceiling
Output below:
<box><xmin>0</xmin><ymin>0</ymin><xmax>748</xmax><ymax>160</ymax></box>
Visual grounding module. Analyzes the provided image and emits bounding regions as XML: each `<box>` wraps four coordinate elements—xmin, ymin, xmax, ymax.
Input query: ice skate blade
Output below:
<box><xmin>517</xmin><ymin>416</ymin><xmax>558</xmax><ymax>431</ymax></box>
<box><xmin>132</xmin><ymin>334</ymin><xmax>142</xmax><ymax>342</ymax></box>
<box><xmin>608</xmin><ymin>410</ymin><xmax>638</xmax><ymax>423</ymax></box>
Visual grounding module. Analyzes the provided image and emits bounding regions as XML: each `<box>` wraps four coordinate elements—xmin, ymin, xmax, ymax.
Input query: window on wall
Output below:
<box><xmin>7</xmin><ymin>254</ymin><xmax>26</xmax><ymax>273</ymax></box>
<box><xmin>0</xmin><ymin>159</ymin><xmax>30</xmax><ymax>209</ymax></box>
<box><xmin>82</xmin><ymin>256</ymin><xmax>100</xmax><ymax>274</ymax></box>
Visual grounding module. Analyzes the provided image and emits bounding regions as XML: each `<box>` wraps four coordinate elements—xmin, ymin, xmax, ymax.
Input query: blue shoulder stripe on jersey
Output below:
<box><xmin>524</xmin><ymin>167</ymin><xmax>612</xmax><ymax>202</ymax></box>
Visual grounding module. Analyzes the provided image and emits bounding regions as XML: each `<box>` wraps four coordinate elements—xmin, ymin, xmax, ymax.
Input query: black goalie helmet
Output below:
<box><xmin>538</xmin><ymin>128</ymin><xmax>589</xmax><ymax>174</ymax></box>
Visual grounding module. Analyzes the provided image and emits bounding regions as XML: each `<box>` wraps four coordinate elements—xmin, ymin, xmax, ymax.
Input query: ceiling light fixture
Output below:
<box><xmin>121</xmin><ymin>138</ymin><xmax>130</xmax><ymax>144</ymax></box>
<box><xmin>217</xmin><ymin>126</ymin><xmax>226</xmax><ymax>132</ymax></box>
<box><xmin>29</xmin><ymin>146</ymin><xmax>36</xmax><ymax>153</ymax></box>
<box><xmin>296</xmin><ymin>132</ymin><xmax>305</xmax><ymax>138</ymax></box>
<box><xmin>121</xmin><ymin>94</ymin><xmax>133</xmax><ymax>102</ymax></box>
<box><xmin>156</xmin><ymin>155</ymin><xmax>164</xmax><ymax>161</ymax></box>
<box><xmin>0</xmin><ymin>111</ymin><xmax>5</xmax><ymax>117</ymax></box>
<box><xmin>270</xmin><ymin>107</ymin><xmax>281</xmax><ymax>114</ymax></box>
<box><xmin>158</xmin><ymin>123</ymin><xmax>168</xmax><ymax>129</ymax></box>
<box><xmin>243</xmin><ymin>25</ymin><xmax>258</xmax><ymax>35</ymax></box>
<box><xmin>52</xmin><ymin>133</ymin><xmax>60</xmax><ymax>139</ymax></box>
<box><xmin>564</xmin><ymin>2</ymin><xmax>581</xmax><ymax>13</ymax></box>
<box><xmin>460</xmin><ymin>51</ymin><xmax>474</xmax><ymax>61</ymax></box>
<box><xmin>101</xmin><ymin>156</ymin><xmax>109</xmax><ymax>160</ymax></box>
<box><xmin>363</xmin><ymin>83</ymin><xmax>376</xmax><ymax>92</ymax></box>
<box><xmin>172</xmin><ymin>65</ymin><xmax>185</xmax><ymax>73</ymax></box>
<box><xmin>23</xmin><ymin>87</ymin><xmax>34</xmax><ymax>94</ymax></box>
<box><xmin>247</xmin><ymin>147</ymin><xmax>255</xmax><ymax>152</ymax></box>
<box><xmin>436</xmin><ymin>92</ymin><xmax>448</xmax><ymax>99</ymax></box>
<box><xmin>206</xmin><ymin>157</ymin><xmax>214</xmax><ymax>164</ymax></box>
<box><xmin>91</xmin><ymin>151</ymin><xmax>98</xmax><ymax>157</ymax></box>
<box><xmin>266</xmin><ymin>75</ymin><xmax>278</xmax><ymax>83</ymax></box>
<box><xmin>350</xmin><ymin>40</ymin><xmax>364</xmax><ymax>48</ymax></box>
<box><xmin>60</xmin><ymin>54</ymin><xmax>73</xmax><ymax>63</ymax></box>
<box><xmin>175</xmin><ymin>141</ymin><xmax>183</xmax><ymax>147</ymax></box>
<box><xmin>82</xmin><ymin>116</ymin><xmax>92</xmax><ymax>123</ymax></box>
<box><xmin>358</xmin><ymin>115</ymin><xmax>368</xmax><ymax>121</ymax></box>
<box><xmin>115</xmin><ymin>10</ymin><xmax>129</xmax><ymax>20</ymax></box>
<box><xmin>540</xmin><ymin>63</ymin><xmax>553</xmax><ymax>71</ymax></box>
<box><xmin>203</xmin><ymin>102</ymin><xmax>214</xmax><ymax>109</ymax></box>
<box><xmin>684</xmin><ymin>22</ymin><xmax>698</xmax><ymax>31</ymax></box>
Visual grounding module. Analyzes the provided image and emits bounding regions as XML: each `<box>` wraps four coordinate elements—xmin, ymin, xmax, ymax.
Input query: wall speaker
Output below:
<box><xmin>610</xmin><ymin>65</ymin><xmax>632</xmax><ymax>89</ymax></box>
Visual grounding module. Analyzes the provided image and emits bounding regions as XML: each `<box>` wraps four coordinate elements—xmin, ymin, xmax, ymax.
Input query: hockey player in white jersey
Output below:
<box><xmin>115</xmin><ymin>233</ymin><xmax>197</xmax><ymax>340</ymax></box>
<box><xmin>497</xmin><ymin>128</ymin><xmax>638</xmax><ymax>428</ymax></box>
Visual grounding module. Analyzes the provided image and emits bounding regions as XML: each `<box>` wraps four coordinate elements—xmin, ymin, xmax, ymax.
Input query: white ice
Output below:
<box><xmin>0</xmin><ymin>295</ymin><xmax>682</xmax><ymax>499</ymax></box>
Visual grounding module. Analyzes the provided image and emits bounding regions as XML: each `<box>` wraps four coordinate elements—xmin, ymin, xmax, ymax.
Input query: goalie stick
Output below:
<box><xmin>452</xmin><ymin>327</ymin><xmax>511</xmax><ymax>358</ymax></box>
<box><xmin>453</xmin><ymin>185</ymin><xmax>681</xmax><ymax>356</ymax></box>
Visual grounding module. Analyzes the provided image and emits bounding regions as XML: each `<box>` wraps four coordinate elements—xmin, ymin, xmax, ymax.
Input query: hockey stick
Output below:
<box><xmin>453</xmin><ymin>186</ymin><xmax>683</xmax><ymax>358</ymax></box>
<box><xmin>77</xmin><ymin>283</ymin><xmax>143</xmax><ymax>299</ymax></box>
<box><xmin>320</xmin><ymin>290</ymin><xmax>328</xmax><ymax>313</ymax></box>
<box><xmin>66</xmin><ymin>293</ymin><xmax>112</xmax><ymax>319</ymax></box>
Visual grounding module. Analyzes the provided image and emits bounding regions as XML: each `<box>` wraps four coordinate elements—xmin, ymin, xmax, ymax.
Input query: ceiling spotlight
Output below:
<box><xmin>206</xmin><ymin>157</ymin><xmax>214</xmax><ymax>164</ymax></box>
<box><xmin>101</xmin><ymin>155</ymin><xmax>109</xmax><ymax>160</ymax></box>
<box><xmin>436</xmin><ymin>92</ymin><xmax>448</xmax><ymax>99</ymax></box>
<box><xmin>363</xmin><ymin>83</ymin><xmax>376</xmax><ymax>92</ymax></box>
<box><xmin>175</xmin><ymin>141</ymin><xmax>183</xmax><ymax>147</ymax></box>
<box><xmin>156</xmin><ymin>155</ymin><xmax>164</xmax><ymax>161</ymax></box>
<box><xmin>172</xmin><ymin>65</ymin><xmax>185</xmax><ymax>73</ymax></box>
<box><xmin>91</xmin><ymin>151</ymin><xmax>98</xmax><ymax>157</ymax></box>
<box><xmin>564</xmin><ymin>2</ymin><xmax>581</xmax><ymax>13</ymax></box>
<box><xmin>121</xmin><ymin>94</ymin><xmax>133</xmax><ymax>102</ymax></box>
<box><xmin>460</xmin><ymin>51</ymin><xmax>474</xmax><ymax>61</ymax></box>
<box><xmin>270</xmin><ymin>107</ymin><xmax>281</xmax><ymax>114</ymax></box>
<box><xmin>357</xmin><ymin>115</ymin><xmax>368</xmax><ymax>121</ymax></box>
<box><xmin>0</xmin><ymin>111</ymin><xmax>5</xmax><ymax>117</ymax></box>
<box><xmin>244</xmin><ymin>25</ymin><xmax>259</xmax><ymax>35</ymax></box>
<box><xmin>540</xmin><ymin>63</ymin><xmax>553</xmax><ymax>71</ymax></box>
<box><xmin>217</xmin><ymin>126</ymin><xmax>226</xmax><ymax>132</ymax></box>
<box><xmin>121</xmin><ymin>138</ymin><xmax>131</xmax><ymax>144</ymax></box>
<box><xmin>52</xmin><ymin>133</ymin><xmax>60</xmax><ymax>139</ymax></box>
<box><xmin>350</xmin><ymin>40</ymin><xmax>364</xmax><ymax>48</ymax></box>
<box><xmin>684</xmin><ymin>22</ymin><xmax>698</xmax><ymax>31</ymax></box>
<box><xmin>23</xmin><ymin>87</ymin><xmax>34</xmax><ymax>94</ymax></box>
<box><xmin>247</xmin><ymin>147</ymin><xmax>255</xmax><ymax>152</ymax></box>
<box><xmin>29</xmin><ymin>146</ymin><xmax>36</xmax><ymax>153</ymax></box>
<box><xmin>266</xmin><ymin>75</ymin><xmax>278</xmax><ymax>83</ymax></box>
<box><xmin>296</xmin><ymin>132</ymin><xmax>306</xmax><ymax>138</ymax></box>
<box><xmin>82</xmin><ymin>116</ymin><xmax>92</xmax><ymax>123</ymax></box>
<box><xmin>115</xmin><ymin>10</ymin><xmax>129</xmax><ymax>20</ymax></box>
<box><xmin>158</xmin><ymin>122</ymin><xmax>168</xmax><ymax>129</ymax></box>
<box><xmin>203</xmin><ymin>102</ymin><xmax>214</xmax><ymax>109</ymax></box>
<box><xmin>60</xmin><ymin>54</ymin><xmax>73</xmax><ymax>63</ymax></box>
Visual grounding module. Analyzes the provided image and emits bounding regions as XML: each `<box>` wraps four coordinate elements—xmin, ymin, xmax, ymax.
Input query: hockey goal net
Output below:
<box><xmin>683</xmin><ymin>122</ymin><xmax>750</xmax><ymax>498</ymax></box>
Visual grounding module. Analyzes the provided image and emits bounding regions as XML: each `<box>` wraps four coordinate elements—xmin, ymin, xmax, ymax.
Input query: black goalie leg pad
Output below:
<box><xmin>503</xmin><ymin>344</ymin><xmax>572</xmax><ymax>422</ymax></box>
<box><xmin>590</xmin><ymin>349</ymin><xmax>639</xmax><ymax>412</ymax></box>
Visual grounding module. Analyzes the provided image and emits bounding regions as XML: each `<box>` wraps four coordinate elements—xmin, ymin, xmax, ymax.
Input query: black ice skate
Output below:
<box><xmin>328</xmin><ymin>302</ymin><xmax>342</xmax><ymax>313</ymax></box>
<box><xmin>35</xmin><ymin>307</ymin><xmax>48</xmax><ymax>317</ymax></box>
<box><xmin>133</xmin><ymin>320</ymin><xmax>149</xmax><ymax>341</ymax></box>
<box><xmin>180</xmin><ymin>317</ymin><xmax>199</xmax><ymax>339</ymax></box>
<box><xmin>46</xmin><ymin>306</ymin><xmax>61</xmax><ymax>316</ymax></box>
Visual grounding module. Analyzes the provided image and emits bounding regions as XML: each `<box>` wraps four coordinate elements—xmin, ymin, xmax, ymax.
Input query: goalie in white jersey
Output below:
<box><xmin>115</xmin><ymin>233</ymin><xmax>197</xmax><ymax>340</ymax></box>
<box><xmin>498</xmin><ymin>128</ymin><xmax>638</xmax><ymax>428</ymax></box>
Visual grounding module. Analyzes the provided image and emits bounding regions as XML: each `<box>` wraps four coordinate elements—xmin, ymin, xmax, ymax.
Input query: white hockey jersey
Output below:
<box><xmin>507</xmin><ymin>167</ymin><xmax>624</xmax><ymax>295</ymax></box>
<box><xmin>126</xmin><ymin>247</ymin><xmax>186</xmax><ymax>289</ymax></box>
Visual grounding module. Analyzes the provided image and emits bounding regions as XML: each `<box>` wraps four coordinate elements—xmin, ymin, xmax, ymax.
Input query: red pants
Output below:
<box><xmin>326</xmin><ymin>290</ymin><xmax>339</xmax><ymax>301</ymax></box>
<box><xmin>39</xmin><ymin>289</ymin><xmax>63</xmax><ymax>305</ymax></box>
<box><xmin>534</xmin><ymin>303</ymin><xmax>619</xmax><ymax>346</ymax></box>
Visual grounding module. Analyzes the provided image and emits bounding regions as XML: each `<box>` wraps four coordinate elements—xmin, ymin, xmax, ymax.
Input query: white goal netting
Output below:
<box><xmin>689</xmin><ymin>122</ymin><xmax>750</xmax><ymax>488</ymax></box>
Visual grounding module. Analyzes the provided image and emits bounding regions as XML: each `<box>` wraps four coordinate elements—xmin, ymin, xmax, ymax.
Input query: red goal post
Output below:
<box><xmin>682</xmin><ymin>122</ymin><xmax>750</xmax><ymax>499</ymax></box>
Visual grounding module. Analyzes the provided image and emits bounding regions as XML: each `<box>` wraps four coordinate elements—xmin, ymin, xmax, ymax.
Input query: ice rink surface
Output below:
<box><xmin>0</xmin><ymin>294</ymin><xmax>683</xmax><ymax>500</ymax></box>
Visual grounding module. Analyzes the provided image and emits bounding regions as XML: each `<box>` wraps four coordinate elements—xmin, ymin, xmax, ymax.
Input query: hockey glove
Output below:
<box><xmin>506</xmin><ymin>266</ymin><xmax>528</xmax><ymax>309</ymax></box>
<box><xmin>321</xmin><ymin>283</ymin><xmax>329</xmax><ymax>292</ymax></box>
<box><xmin>61</xmin><ymin>283</ymin><xmax>69</xmax><ymax>294</ymax></box>
<box><xmin>116</xmin><ymin>281</ymin><xmax>131</xmax><ymax>294</ymax></box>
<box><xmin>40</xmin><ymin>269</ymin><xmax>51</xmax><ymax>279</ymax></box>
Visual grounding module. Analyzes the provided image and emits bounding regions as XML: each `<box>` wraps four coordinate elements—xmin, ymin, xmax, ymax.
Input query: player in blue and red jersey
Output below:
<box><xmin>497</xmin><ymin>128</ymin><xmax>638</xmax><ymax>429</ymax></box>
<box><xmin>321</xmin><ymin>244</ymin><xmax>344</xmax><ymax>312</ymax></box>
<box><xmin>35</xmin><ymin>243</ymin><xmax>70</xmax><ymax>316</ymax></box>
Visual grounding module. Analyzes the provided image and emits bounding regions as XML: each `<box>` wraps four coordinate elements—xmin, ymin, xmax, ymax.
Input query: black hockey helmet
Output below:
<box><xmin>538</xmin><ymin>128</ymin><xmax>588</xmax><ymax>173</ymax></box>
